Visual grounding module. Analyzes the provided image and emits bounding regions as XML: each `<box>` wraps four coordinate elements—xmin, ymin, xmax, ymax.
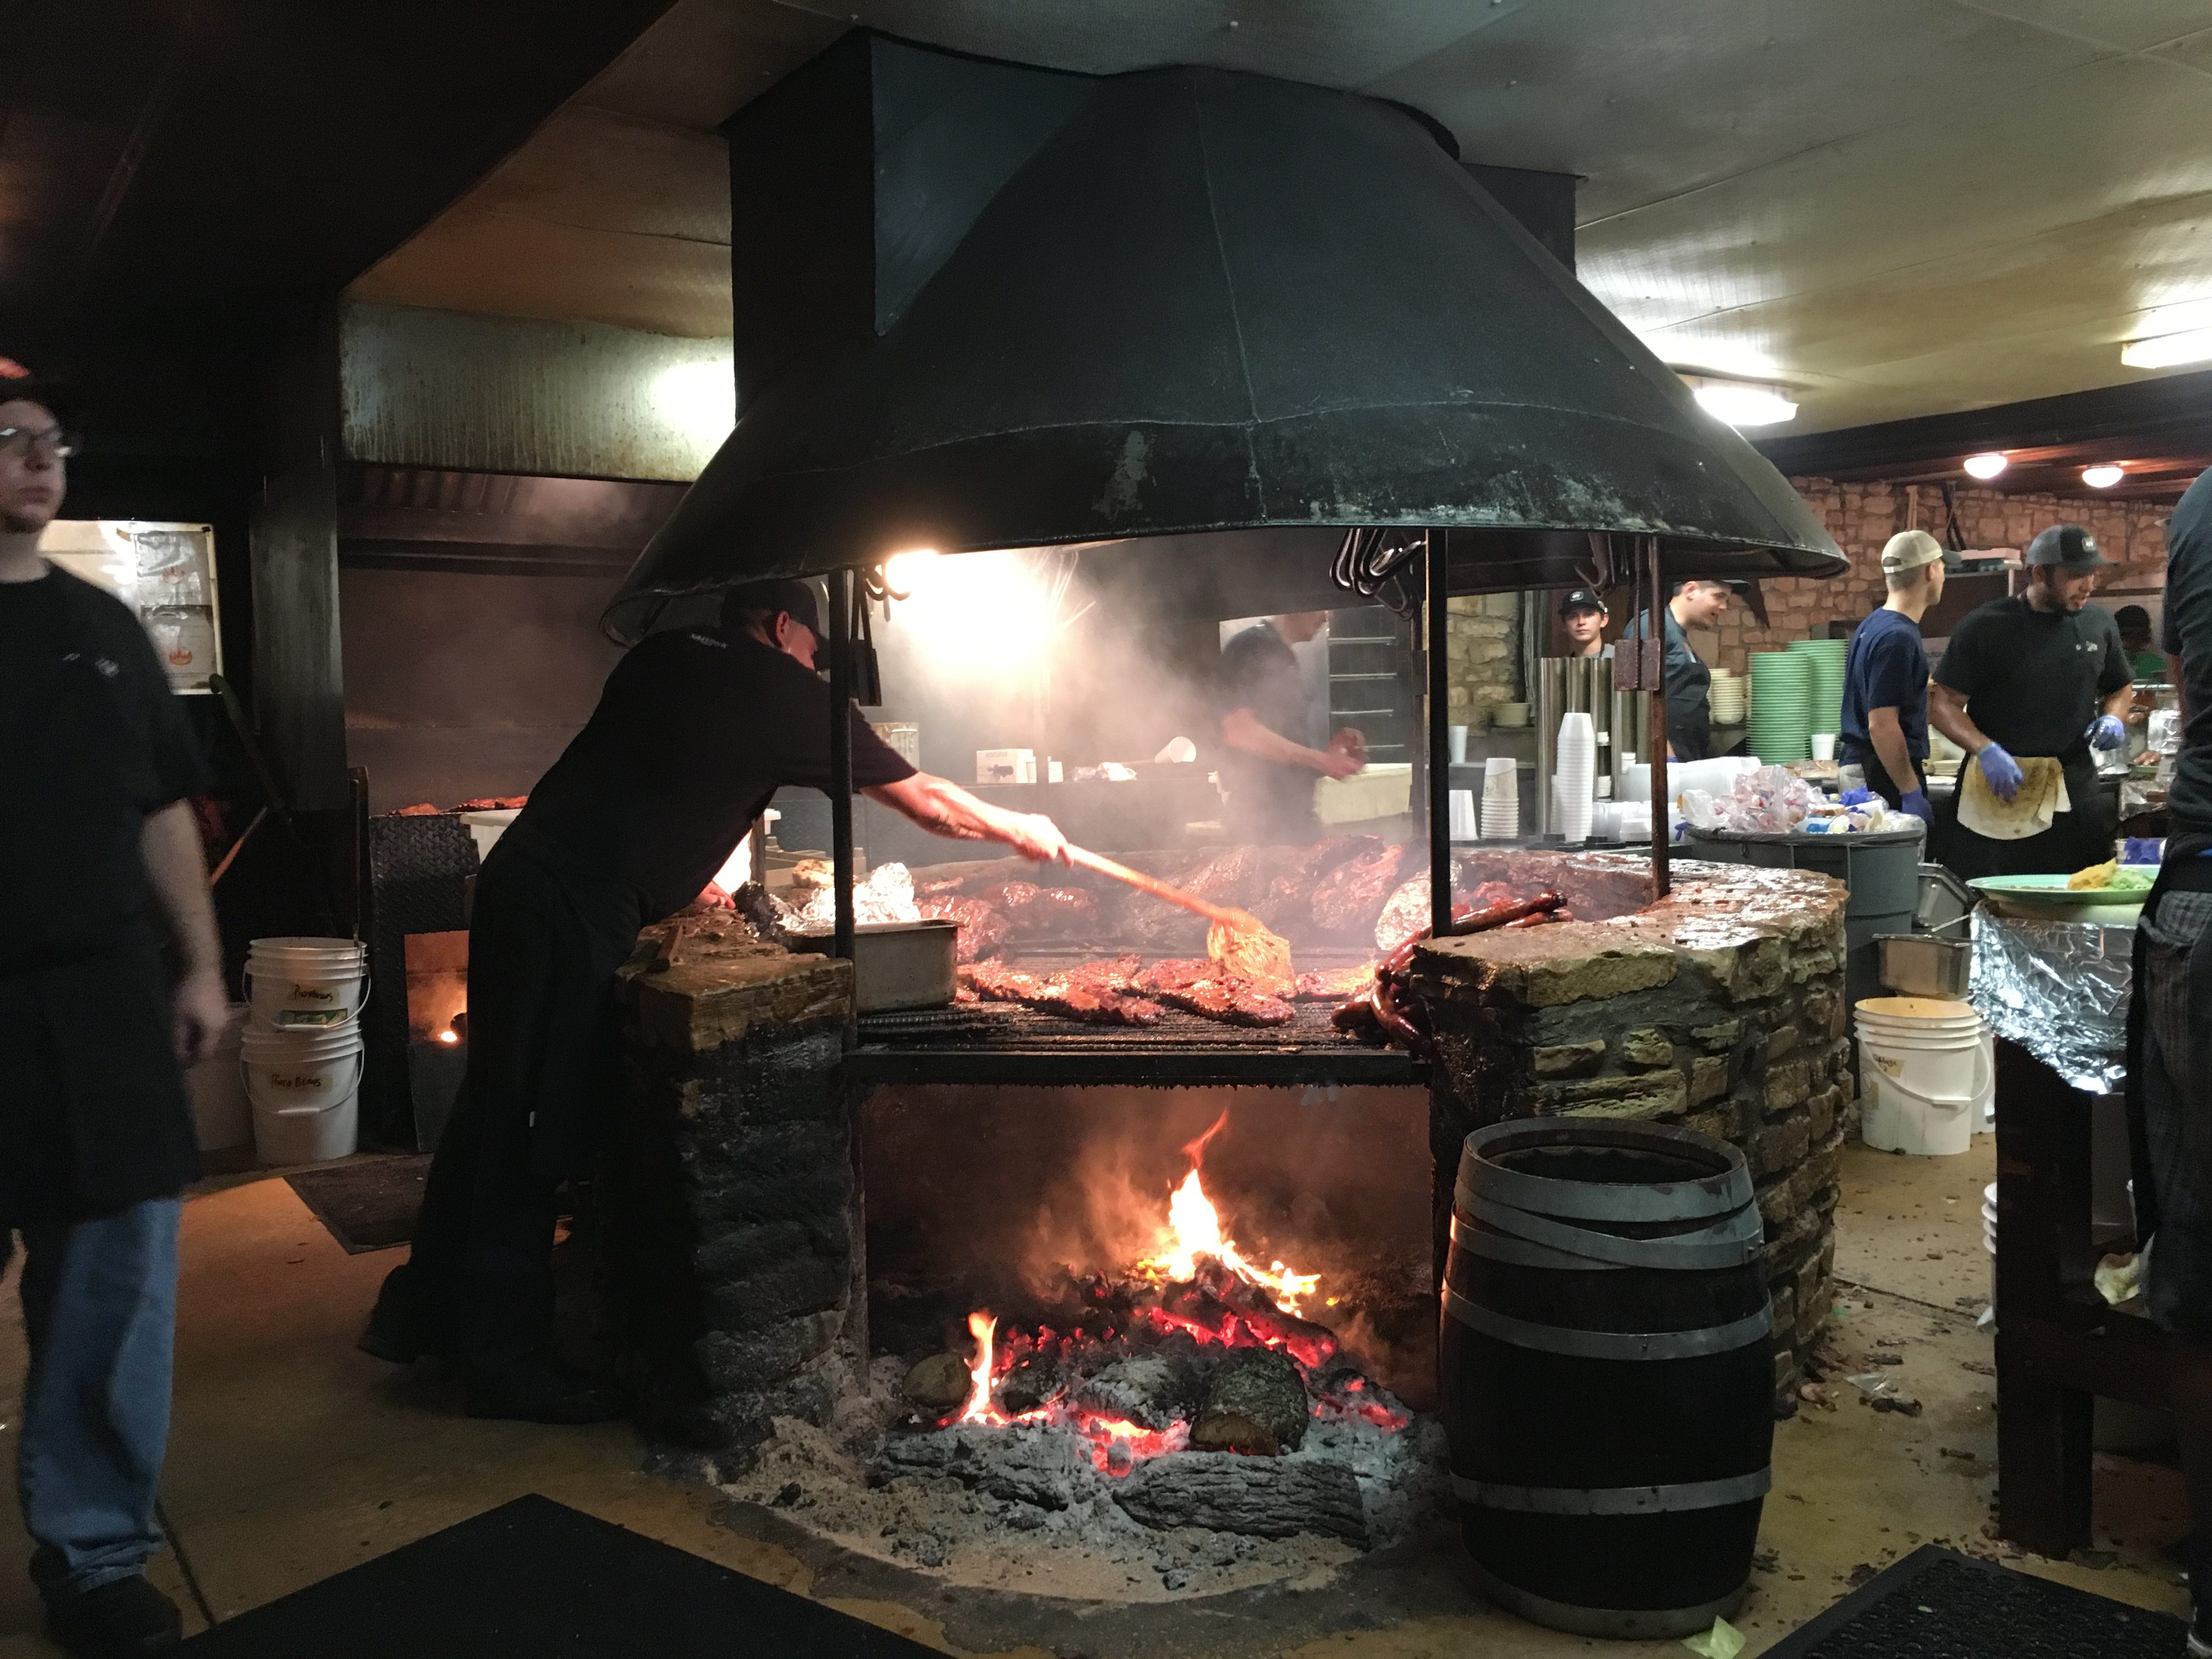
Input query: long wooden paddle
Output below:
<box><xmin>1062</xmin><ymin>844</ymin><xmax>1295</xmax><ymax>992</ymax></box>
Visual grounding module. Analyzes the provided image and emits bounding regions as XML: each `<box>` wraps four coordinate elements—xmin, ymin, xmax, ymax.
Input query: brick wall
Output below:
<box><xmin>1443</xmin><ymin>592</ymin><xmax>1523</xmax><ymax>724</ymax></box>
<box><xmin>1703</xmin><ymin>477</ymin><xmax>2174</xmax><ymax>673</ymax></box>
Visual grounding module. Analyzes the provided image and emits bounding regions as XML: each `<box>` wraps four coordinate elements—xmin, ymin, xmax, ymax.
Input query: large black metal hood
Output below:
<box><xmin>606</xmin><ymin>33</ymin><xmax>1841</xmax><ymax>641</ymax></box>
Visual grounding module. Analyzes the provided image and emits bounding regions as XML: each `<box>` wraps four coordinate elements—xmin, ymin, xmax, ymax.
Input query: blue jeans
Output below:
<box><xmin>4</xmin><ymin>1198</ymin><xmax>180</xmax><ymax>1595</ymax></box>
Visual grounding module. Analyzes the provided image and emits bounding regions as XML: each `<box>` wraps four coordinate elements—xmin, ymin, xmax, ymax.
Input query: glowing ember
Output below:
<box><xmin>1139</xmin><ymin>1111</ymin><xmax>1320</xmax><ymax>1316</ymax></box>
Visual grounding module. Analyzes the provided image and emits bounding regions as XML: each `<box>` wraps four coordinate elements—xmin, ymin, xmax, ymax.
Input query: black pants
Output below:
<box><xmin>407</xmin><ymin>833</ymin><xmax>643</xmax><ymax>1368</ymax></box>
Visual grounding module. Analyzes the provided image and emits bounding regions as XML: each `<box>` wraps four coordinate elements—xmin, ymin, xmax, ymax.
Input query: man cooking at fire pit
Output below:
<box><xmin>363</xmin><ymin>577</ymin><xmax>1073</xmax><ymax>1423</ymax></box>
<box><xmin>1217</xmin><ymin>611</ymin><xmax>1365</xmax><ymax>843</ymax></box>
<box><xmin>1928</xmin><ymin>524</ymin><xmax>2134</xmax><ymax>879</ymax></box>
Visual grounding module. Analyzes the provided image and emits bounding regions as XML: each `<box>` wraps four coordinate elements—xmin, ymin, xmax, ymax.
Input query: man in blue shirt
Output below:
<box><xmin>1838</xmin><ymin>529</ymin><xmax>1945</xmax><ymax>824</ymax></box>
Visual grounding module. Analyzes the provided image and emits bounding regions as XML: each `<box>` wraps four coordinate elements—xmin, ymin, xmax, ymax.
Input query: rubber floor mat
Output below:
<box><xmin>283</xmin><ymin>1154</ymin><xmax>430</xmax><ymax>1253</ymax></box>
<box><xmin>182</xmin><ymin>1494</ymin><xmax>942</xmax><ymax>1657</ymax></box>
<box><xmin>1763</xmin><ymin>1545</ymin><xmax>2185</xmax><ymax>1658</ymax></box>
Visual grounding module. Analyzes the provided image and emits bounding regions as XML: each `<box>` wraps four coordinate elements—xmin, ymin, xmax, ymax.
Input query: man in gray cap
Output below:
<box><xmin>1928</xmin><ymin>523</ymin><xmax>2135</xmax><ymax>877</ymax></box>
<box><xmin>1838</xmin><ymin>529</ymin><xmax>1946</xmax><ymax>823</ymax></box>
<box><xmin>364</xmin><ymin>577</ymin><xmax>1071</xmax><ymax>1421</ymax></box>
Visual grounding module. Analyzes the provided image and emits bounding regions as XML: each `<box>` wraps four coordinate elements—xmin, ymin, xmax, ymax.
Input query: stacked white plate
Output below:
<box><xmin>1481</xmin><ymin>756</ymin><xmax>1520</xmax><ymax>839</ymax></box>
<box><xmin>1555</xmin><ymin>711</ymin><xmax>1595</xmax><ymax>844</ymax></box>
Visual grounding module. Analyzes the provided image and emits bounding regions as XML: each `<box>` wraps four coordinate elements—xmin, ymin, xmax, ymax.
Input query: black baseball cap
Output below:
<box><xmin>0</xmin><ymin>356</ymin><xmax>77</xmax><ymax>428</ymax></box>
<box><xmin>720</xmin><ymin>577</ymin><xmax>823</xmax><ymax>639</ymax></box>
<box><xmin>2023</xmin><ymin>523</ymin><xmax>2108</xmax><ymax>571</ymax></box>
<box><xmin>1559</xmin><ymin>587</ymin><xmax>1607</xmax><ymax>616</ymax></box>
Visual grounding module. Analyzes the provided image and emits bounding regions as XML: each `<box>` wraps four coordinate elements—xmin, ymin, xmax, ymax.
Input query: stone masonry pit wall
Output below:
<box><xmin>1403</xmin><ymin>854</ymin><xmax>1850</xmax><ymax>1413</ymax></box>
<box><xmin>605</xmin><ymin>949</ymin><xmax>860</xmax><ymax>1453</ymax></box>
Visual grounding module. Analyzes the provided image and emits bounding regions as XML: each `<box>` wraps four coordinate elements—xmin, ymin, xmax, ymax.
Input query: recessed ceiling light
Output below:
<box><xmin>2121</xmin><ymin>328</ymin><xmax>2212</xmax><ymax>370</ymax></box>
<box><xmin>2081</xmin><ymin>464</ymin><xmax>2124</xmax><ymax>489</ymax></box>
<box><xmin>1680</xmin><ymin>375</ymin><xmax>1798</xmax><ymax>428</ymax></box>
<box><xmin>1962</xmin><ymin>452</ymin><xmax>2008</xmax><ymax>480</ymax></box>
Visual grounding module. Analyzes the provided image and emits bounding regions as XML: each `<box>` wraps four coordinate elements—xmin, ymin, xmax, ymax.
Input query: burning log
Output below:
<box><xmin>1194</xmin><ymin>1348</ymin><xmax>1309</xmax><ymax>1453</ymax></box>
<box><xmin>1072</xmin><ymin>1356</ymin><xmax>1199</xmax><ymax>1432</ymax></box>
<box><xmin>876</xmin><ymin>1424</ymin><xmax>1101</xmax><ymax>1511</ymax></box>
<box><xmin>997</xmin><ymin>1351</ymin><xmax>1066</xmax><ymax>1417</ymax></box>
<box><xmin>1112</xmin><ymin>1454</ymin><xmax>1369</xmax><ymax>1545</ymax></box>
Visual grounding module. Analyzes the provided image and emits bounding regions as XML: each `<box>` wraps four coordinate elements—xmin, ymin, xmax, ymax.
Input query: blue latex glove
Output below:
<box><xmin>1899</xmin><ymin>789</ymin><xmax>1934</xmax><ymax>826</ymax></box>
<box><xmin>1838</xmin><ymin>787</ymin><xmax>1876</xmax><ymax>809</ymax></box>
<box><xmin>1977</xmin><ymin>742</ymin><xmax>2023</xmax><ymax>802</ymax></box>
<box><xmin>2087</xmin><ymin>714</ymin><xmax>2128</xmax><ymax>751</ymax></box>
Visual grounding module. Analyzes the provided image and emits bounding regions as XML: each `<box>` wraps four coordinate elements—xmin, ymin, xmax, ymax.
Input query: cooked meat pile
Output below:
<box><xmin>1132</xmin><ymin>959</ymin><xmax>1295</xmax><ymax>1027</ymax></box>
<box><xmin>960</xmin><ymin>960</ymin><xmax>1164</xmax><ymax>1026</ymax></box>
<box><xmin>916</xmin><ymin>896</ymin><xmax>1010</xmax><ymax>963</ymax></box>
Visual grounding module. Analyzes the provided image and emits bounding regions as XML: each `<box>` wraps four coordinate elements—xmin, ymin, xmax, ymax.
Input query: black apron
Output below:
<box><xmin>0</xmin><ymin>617</ymin><xmax>196</xmax><ymax>1226</ymax></box>
<box><xmin>1931</xmin><ymin>755</ymin><xmax>2118</xmax><ymax>880</ymax></box>
<box><xmin>2121</xmin><ymin>835</ymin><xmax>2212</xmax><ymax>1250</ymax></box>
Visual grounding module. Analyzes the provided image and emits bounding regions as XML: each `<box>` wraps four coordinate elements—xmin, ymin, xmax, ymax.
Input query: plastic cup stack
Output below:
<box><xmin>1554</xmin><ymin>711</ymin><xmax>1596</xmax><ymax>844</ymax></box>
<box><xmin>1707</xmin><ymin>668</ymin><xmax>1747</xmax><ymax>726</ymax></box>
<box><xmin>1449</xmin><ymin>788</ymin><xmax>1477</xmax><ymax>841</ymax></box>
<box><xmin>1481</xmin><ymin>756</ymin><xmax>1520</xmax><ymax>840</ymax></box>
<box><xmin>1787</xmin><ymin>637</ymin><xmax>1849</xmax><ymax>741</ymax></box>
<box><xmin>1746</xmin><ymin>650</ymin><xmax>1813</xmax><ymax>763</ymax></box>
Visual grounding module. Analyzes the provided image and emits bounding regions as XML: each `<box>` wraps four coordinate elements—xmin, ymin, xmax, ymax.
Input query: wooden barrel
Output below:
<box><xmin>1440</xmin><ymin>1118</ymin><xmax>1773</xmax><ymax>1639</ymax></box>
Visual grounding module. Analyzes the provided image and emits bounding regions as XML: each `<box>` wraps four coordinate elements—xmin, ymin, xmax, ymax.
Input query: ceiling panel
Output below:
<box><xmin>1956</xmin><ymin>1</ymin><xmax>2212</xmax><ymax>52</ymax></box>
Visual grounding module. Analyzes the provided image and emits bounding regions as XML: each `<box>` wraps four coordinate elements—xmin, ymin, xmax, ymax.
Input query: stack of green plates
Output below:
<box><xmin>1747</xmin><ymin>650</ymin><xmax>1812</xmax><ymax>763</ymax></box>
<box><xmin>1787</xmin><ymin>637</ymin><xmax>1849</xmax><ymax>738</ymax></box>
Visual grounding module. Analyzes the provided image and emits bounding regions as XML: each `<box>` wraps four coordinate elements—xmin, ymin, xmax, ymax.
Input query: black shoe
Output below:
<box><xmin>44</xmin><ymin>1575</ymin><xmax>181</xmax><ymax>1658</ymax></box>
<box><xmin>359</xmin><ymin>1262</ymin><xmax>440</xmax><ymax>1364</ymax></box>
<box><xmin>465</xmin><ymin>1356</ymin><xmax>625</xmax><ymax>1425</ymax></box>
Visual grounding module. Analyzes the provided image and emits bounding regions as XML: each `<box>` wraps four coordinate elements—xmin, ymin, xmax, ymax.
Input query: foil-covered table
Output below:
<box><xmin>1970</xmin><ymin>911</ymin><xmax>2134</xmax><ymax>1095</ymax></box>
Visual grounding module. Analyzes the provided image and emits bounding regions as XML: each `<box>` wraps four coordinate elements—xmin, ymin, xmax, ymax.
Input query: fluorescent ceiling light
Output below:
<box><xmin>2081</xmin><ymin>464</ymin><xmax>2124</xmax><ymax>489</ymax></box>
<box><xmin>1962</xmin><ymin>452</ymin><xmax>2008</xmax><ymax>481</ymax></box>
<box><xmin>1681</xmin><ymin>375</ymin><xmax>1798</xmax><ymax>428</ymax></box>
<box><xmin>2121</xmin><ymin>328</ymin><xmax>2212</xmax><ymax>370</ymax></box>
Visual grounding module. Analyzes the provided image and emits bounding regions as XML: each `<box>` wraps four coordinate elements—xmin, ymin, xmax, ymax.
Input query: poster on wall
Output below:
<box><xmin>37</xmin><ymin>519</ymin><xmax>224</xmax><ymax>694</ymax></box>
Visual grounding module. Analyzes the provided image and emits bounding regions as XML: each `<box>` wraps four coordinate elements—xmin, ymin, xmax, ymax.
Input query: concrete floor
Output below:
<box><xmin>0</xmin><ymin>1136</ymin><xmax>2193</xmax><ymax>1658</ymax></box>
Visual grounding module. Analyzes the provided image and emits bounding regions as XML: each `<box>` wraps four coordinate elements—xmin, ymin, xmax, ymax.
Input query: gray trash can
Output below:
<box><xmin>1679</xmin><ymin>824</ymin><xmax>1927</xmax><ymax>1018</ymax></box>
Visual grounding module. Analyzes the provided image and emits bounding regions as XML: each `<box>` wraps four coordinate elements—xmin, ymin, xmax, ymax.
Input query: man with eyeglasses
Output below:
<box><xmin>0</xmin><ymin>358</ymin><xmax>225</xmax><ymax>1656</ymax></box>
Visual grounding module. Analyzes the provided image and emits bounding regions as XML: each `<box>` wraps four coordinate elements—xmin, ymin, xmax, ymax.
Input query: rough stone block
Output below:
<box><xmin>699</xmin><ymin>1254</ymin><xmax>851</xmax><ymax>1329</ymax></box>
<box><xmin>1689</xmin><ymin>1054</ymin><xmax>1729</xmax><ymax>1105</ymax></box>
<box><xmin>1768</xmin><ymin>1285</ymin><xmax>1797</xmax><ymax>1348</ymax></box>
<box><xmin>1749</xmin><ymin>1110</ymin><xmax>1812</xmax><ymax>1178</ymax></box>
<box><xmin>1763</xmin><ymin>1058</ymin><xmax>1812</xmax><ymax>1117</ymax></box>
<box><xmin>1418</xmin><ymin>929</ymin><xmax>1678</xmax><ymax>1009</ymax></box>
<box><xmin>1805</xmin><ymin>1084</ymin><xmax>1841</xmax><ymax>1143</ymax></box>
<box><xmin>700</xmin><ymin>1310</ymin><xmax>844</xmax><ymax>1393</ymax></box>
<box><xmin>1801</xmin><ymin>988</ymin><xmax>1838</xmax><ymax>1039</ymax></box>
<box><xmin>1765</xmin><ymin>1024</ymin><xmax>1799</xmax><ymax>1064</ymax></box>
<box><xmin>1536</xmin><ymin>1069</ymin><xmax>1688</xmax><ymax>1121</ymax></box>
<box><xmin>1621</xmin><ymin>1027</ymin><xmax>1673</xmax><ymax>1068</ymax></box>
<box><xmin>1691</xmin><ymin>1019</ymin><xmax>1742</xmax><ymax>1052</ymax></box>
<box><xmin>1681</xmin><ymin>1106</ymin><xmax>1735</xmax><ymax>1142</ymax></box>
<box><xmin>627</xmin><ymin>952</ymin><xmax>852</xmax><ymax>1054</ymax></box>
<box><xmin>1531</xmin><ymin>1038</ymin><xmax>1607</xmax><ymax>1079</ymax></box>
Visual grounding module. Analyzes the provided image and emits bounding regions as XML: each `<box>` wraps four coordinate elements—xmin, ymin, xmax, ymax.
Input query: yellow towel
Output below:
<box><xmin>1957</xmin><ymin>755</ymin><xmax>2068</xmax><ymax>840</ymax></box>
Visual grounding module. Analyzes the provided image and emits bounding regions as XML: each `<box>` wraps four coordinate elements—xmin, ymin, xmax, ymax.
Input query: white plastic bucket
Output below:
<box><xmin>241</xmin><ymin>1024</ymin><xmax>363</xmax><ymax>1165</ymax></box>
<box><xmin>187</xmin><ymin>1005</ymin><xmax>254</xmax><ymax>1152</ymax></box>
<box><xmin>244</xmin><ymin>936</ymin><xmax>368</xmax><ymax>1030</ymax></box>
<box><xmin>1857</xmin><ymin>997</ymin><xmax>1991</xmax><ymax>1157</ymax></box>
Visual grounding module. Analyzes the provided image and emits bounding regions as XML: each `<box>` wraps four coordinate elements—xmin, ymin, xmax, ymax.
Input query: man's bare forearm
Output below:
<box><xmin>865</xmin><ymin>774</ymin><xmax>1068</xmax><ymax>863</ymax></box>
<box><xmin>1221</xmin><ymin>708</ymin><xmax>1334</xmax><ymax>774</ymax></box>
<box><xmin>143</xmin><ymin>801</ymin><xmax>222</xmax><ymax>979</ymax></box>
<box><xmin>1866</xmin><ymin>708</ymin><xmax>1921</xmax><ymax>795</ymax></box>
<box><xmin>1928</xmin><ymin>684</ymin><xmax>1990</xmax><ymax>755</ymax></box>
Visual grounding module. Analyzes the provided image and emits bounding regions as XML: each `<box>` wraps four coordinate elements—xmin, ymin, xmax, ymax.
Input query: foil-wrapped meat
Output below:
<box><xmin>1132</xmin><ymin>959</ymin><xmax>1295</xmax><ymax>1027</ymax></box>
<box><xmin>917</xmin><ymin>897</ymin><xmax>1011</xmax><ymax>962</ymax></box>
<box><xmin>1310</xmin><ymin>842</ymin><xmax>1410</xmax><ymax>938</ymax></box>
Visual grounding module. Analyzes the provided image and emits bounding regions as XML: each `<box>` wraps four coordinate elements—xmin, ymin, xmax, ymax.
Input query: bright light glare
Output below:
<box><xmin>2081</xmin><ymin>464</ymin><xmax>2125</xmax><ymax>489</ymax></box>
<box><xmin>882</xmin><ymin>547</ymin><xmax>1078</xmax><ymax>681</ymax></box>
<box><xmin>650</xmin><ymin>358</ymin><xmax>736</xmax><ymax>447</ymax></box>
<box><xmin>1962</xmin><ymin>452</ymin><xmax>2008</xmax><ymax>481</ymax></box>
<box><xmin>1688</xmin><ymin>379</ymin><xmax>1798</xmax><ymax>427</ymax></box>
<box><xmin>2121</xmin><ymin>328</ymin><xmax>2212</xmax><ymax>370</ymax></box>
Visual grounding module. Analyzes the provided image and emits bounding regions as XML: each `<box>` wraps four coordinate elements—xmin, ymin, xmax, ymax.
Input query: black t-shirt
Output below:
<box><xmin>2162</xmin><ymin>469</ymin><xmax>2212</xmax><ymax>837</ymax></box>
<box><xmin>1624</xmin><ymin>607</ymin><xmax>1713</xmax><ymax>760</ymax></box>
<box><xmin>1216</xmin><ymin>621</ymin><xmax>1318</xmax><ymax>839</ymax></box>
<box><xmin>517</xmin><ymin>629</ymin><xmax>916</xmax><ymax>921</ymax></box>
<box><xmin>1933</xmin><ymin>595</ymin><xmax>2131</xmax><ymax>764</ymax></box>
<box><xmin>0</xmin><ymin>567</ymin><xmax>209</xmax><ymax>972</ymax></box>
<box><xmin>1839</xmin><ymin>607</ymin><xmax>1930</xmax><ymax>777</ymax></box>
